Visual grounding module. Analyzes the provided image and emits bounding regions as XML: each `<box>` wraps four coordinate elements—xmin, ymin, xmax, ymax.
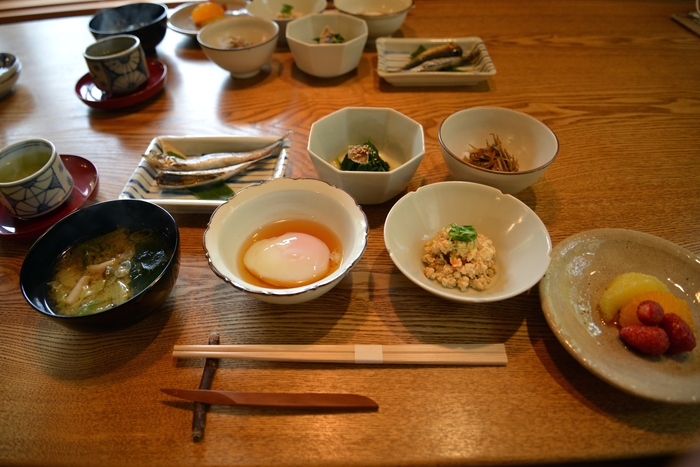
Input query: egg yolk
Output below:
<box><xmin>243</xmin><ymin>232</ymin><xmax>331</xmax><ymax>287</ymax></box>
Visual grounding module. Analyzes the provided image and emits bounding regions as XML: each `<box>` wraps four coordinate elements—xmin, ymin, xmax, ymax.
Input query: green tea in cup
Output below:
<box><xmin>0</xmin><ymin>139</ymin><xmax>74</xmax><ymax>218</ymax></box>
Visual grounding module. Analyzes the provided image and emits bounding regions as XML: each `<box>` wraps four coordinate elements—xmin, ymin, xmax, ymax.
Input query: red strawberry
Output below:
<box><xmin>619</xmin><ymin>325</ymin><xmax>670</xmax><ymax>356</ymax></box>
<box><xmin>636</xmin><ymin>300</ymin><xmax>665</xmax><ymax>326</ymax></box>
<box><xmin>660</xmin><ymin>313</ymin><xmax>697</xmax><ymax>355</ymax></box>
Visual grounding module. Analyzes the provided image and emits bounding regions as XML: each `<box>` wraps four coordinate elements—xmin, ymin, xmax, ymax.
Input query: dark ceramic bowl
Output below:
<box><xmin>20</xmin><ymin>199</ymin><xmax>180</xmax><ymax>331</ymax></box>
<box><xmin>88</xmin><ymin>3</ymin><xmax>168</xmax><ymax>53</ymax></box>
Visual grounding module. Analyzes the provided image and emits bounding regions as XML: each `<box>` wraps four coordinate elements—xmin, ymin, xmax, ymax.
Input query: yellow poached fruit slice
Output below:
<box><xmin>618</xmin><ymin>290</ymin><xmax>695</xmax><ymax>331</ymax></box>
<box><xmin>599</xmin><ymin>272</ymin><xmax>669</xmax><ymax>322</ymax></box>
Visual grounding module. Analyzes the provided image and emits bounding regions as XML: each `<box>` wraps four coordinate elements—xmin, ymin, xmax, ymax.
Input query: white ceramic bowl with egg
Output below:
<box><xmin>384</xmin><ymin>181</ymin><xmax>551</xmax><ymax>303</ymax></box>
<box><xmin>333</xmin><ymin>0</ymin><xmax>412</xmax><ymax>41</ymax></box>
<box><xmin>307</xmin><ymin>107</ymin><xmax>425</xmax><ymax>205</ymax></box>
<box><xmin>246</xmin><ymin>0</ymin><xmax>327</xmax><ymax>44</ymax></box>
<box><xmin>203</xmin><ymin>178</ymin><xmax>368</xmax><ymax>304</ymax></box>
<box><xmin>438</xmin><ymin>106</ymin><xmax>559</xmax><ymax>195</ymax></box>
<box><xmin>197</xmin><ymin>15</ymin><xmax>279</xmax><ymax>78</ymax></box>
<box><xmin>286</xmin><ymin>12</ymin><xmax>368</xmax><ymax>78</ymax></box>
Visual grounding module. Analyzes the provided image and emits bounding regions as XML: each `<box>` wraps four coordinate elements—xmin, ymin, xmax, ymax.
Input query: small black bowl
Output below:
<box><xmin>88</xmin><ymin>3</ymin><xmax>168</xmax><ymax>54</ymax></box>
<box><xmin>20</xmin><ymin>199</ymin><xmax>180</xmax><ymax>331</ymax></box>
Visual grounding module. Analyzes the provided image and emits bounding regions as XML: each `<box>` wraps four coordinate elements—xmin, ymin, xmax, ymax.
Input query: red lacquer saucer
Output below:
<box><xmin>75</xmin><ymin>58</ymin><xmax>167</xmax><ymax>110</ymax></box>
<box><xmin>0</xmin><ymin>155</ymin><xmax>99</xmax><ymax>241</ymax></box>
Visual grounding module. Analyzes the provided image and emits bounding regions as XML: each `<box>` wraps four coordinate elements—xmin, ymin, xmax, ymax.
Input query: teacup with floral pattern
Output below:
<box><xmin>83</xmin><ymin>34</ymin><xmax>150</xmax><ymax>95</ymax></box>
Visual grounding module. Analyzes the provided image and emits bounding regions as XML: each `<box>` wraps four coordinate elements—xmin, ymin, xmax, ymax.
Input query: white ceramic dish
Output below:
<box><xmin>119</xmin><ymin>135</ymin><xmax>289</xmax><ymax>214</ymax></box>
<box><xmin>203</xmin><ymin>178</ymin><xmax>368</xmax><ymax>304</ymax></box>
<box><xmin>167</xmin><ymin>1</ymin><xmax>249</xmax><ymax>37</ymax></box>
<box><xmin>540</xmin><ymin>228</ymin><xmax>700</xmax><ymax>403</ymax></box>
<box><xmin>246</xmin><ymin>0</ymin><xmax>327</xmax><ymax>44</ymax></box>
<box><xmin>307</xmin><ymin>107</ymin><xmax>425</xmax><ymax>205</ymax></box>
<box><xmin>333</xmin><ymin>0</ymin><xmax>412</xmax><ymax>41</ymax></box>
<box><xmin>439</xmin><ymin>106</ymin><xmax>558</xmax><ymax>194</ymax></box>
<box><xmin>376</xmin><ymin>37</ymin><xmax>496</xmax><ymax>87</ymax></box>
<box><xmin>384</xmin><ymin>181</ymin><xmax>551</xmax><ymax>303</ymax></box>
<box><xmin>286</xmin><ymin>12</ymin><xmax>368</xmax><ymax>78</ymax></box>
<box><xmin>198</xmin><ymin>15</ymin><xmax>279</xmax><ymax>78</ymax></box>
<box><xmin>0</xmin><ymin>53</ymin><xmax>21</xmax><ymax>98</ymax></box>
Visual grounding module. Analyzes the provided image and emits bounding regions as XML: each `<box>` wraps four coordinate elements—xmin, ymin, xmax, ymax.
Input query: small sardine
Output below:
<box><xmin>156</xmin><ymin>153</ymin><xmax>276</xmax><ymax>188</ymax></box>
<box><xmin>404</xmin><ymin>49</ymin><xmax>481</xmax><ymax>73</ymax></box>
<box><xmin>401</xmin><ymin>42</ymin><xmax>463</xmax><ymax>70</ymax></box>
<box><xmin>144</xmin><ymin>132</ymin><xmax>290</xmax><ymax>172</ymax></box>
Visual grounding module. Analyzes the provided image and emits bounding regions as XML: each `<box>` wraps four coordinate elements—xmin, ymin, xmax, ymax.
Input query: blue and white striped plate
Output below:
<box><xmin>119</xmin><ymin>135</ymin><xmax>289</xmax><ymax>214</ymax></box>
<box><xmin>376</xmin><ymin>37</ymin><xmax>496</xmax><ymax>87</ymax></box>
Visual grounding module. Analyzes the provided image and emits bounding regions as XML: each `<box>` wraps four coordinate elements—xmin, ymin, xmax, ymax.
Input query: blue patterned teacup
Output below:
<box><xmin>0</xmin><ymin>139</ymin><xmax>74</xmax><ymax>219</ymax></box>
<box><xmin>83</xmin><ymin>34</ymin><xmax>150</xmax><ymax>95</ymax></box>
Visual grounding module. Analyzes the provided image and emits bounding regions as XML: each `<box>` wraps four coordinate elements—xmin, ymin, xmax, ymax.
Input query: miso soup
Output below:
<box><xmin>48</xmin><ymin>228</ymin><xmax>172</xmax><ymax>316</ymax></box>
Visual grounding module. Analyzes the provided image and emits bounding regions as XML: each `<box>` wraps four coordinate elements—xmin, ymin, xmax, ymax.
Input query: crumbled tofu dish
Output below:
<box><xmin>422</xmin><ymin>224</ymin><xmax>496</xmax><ymax>292</ymax></box>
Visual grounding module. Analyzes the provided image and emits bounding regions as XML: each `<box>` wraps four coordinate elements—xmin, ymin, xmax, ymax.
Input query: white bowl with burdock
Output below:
<box><xmin>307</xmin><ymin>106</ymin><xmax>425</xmax><ymax>205</ymax></box>
<box><xmin>384</xmin><ymin>181</ymin><xmax>551</xmax><ymax>303</ymax></box>
<box><xmin>438</xmin><ymin>106</ymin><xmax>559</xmax><ymax>195</ymax></box>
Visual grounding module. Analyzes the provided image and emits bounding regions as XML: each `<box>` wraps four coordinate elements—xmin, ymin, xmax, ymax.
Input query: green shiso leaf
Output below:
<box><xmin>447</xmin><ymin>224</ymin><xmax>477</xmax><ymax>244</ymax></box>
<box><xmin>410</xmin><ymin>45</ymin><xmax>427</xmax><ymax>59</ymax></box>
<box><xmin>188</xmin><ymin>182</ymin><xmax>234</xmax><ymax>200</ymax></box>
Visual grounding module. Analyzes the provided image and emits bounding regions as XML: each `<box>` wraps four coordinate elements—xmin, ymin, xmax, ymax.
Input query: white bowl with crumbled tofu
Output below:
<box><xmin>384</xmin><ymin>181</ymin><xmax>551</xmax><ymax>303</ymax></box>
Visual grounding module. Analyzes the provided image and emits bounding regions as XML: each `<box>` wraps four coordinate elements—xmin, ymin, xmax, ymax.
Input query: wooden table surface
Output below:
<box><xmin>1</xmin><ymin>1</ymin><xmax>700</xmax><ymax>466</ymax></box>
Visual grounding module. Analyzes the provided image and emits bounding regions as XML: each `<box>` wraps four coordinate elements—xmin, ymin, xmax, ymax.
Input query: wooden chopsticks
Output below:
<box><xmin>172</xmin><ymin>344</ymin><xmax>507</xmax><ymax>366</ymax></box>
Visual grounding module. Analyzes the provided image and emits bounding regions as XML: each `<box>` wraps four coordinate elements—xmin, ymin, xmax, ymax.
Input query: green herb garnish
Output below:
<box><xmin>280</xmin><ymin>3</ymin><xmax>293</xmax><ymax>16</ymax></box>
<box><xmin>338</xmin><ymin>138</ymin><xmax>390</xmax><ymax>172</ymax></box>
<box><xmin>447</xmin><ymin>224</ymin><xmax>477</xmax><ymax>244</ymax></box>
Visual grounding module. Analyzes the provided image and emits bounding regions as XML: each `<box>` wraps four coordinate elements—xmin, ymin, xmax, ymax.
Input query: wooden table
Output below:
<box><xmin>1</xmin><ymin>1</ymin><xmax>700</xmax><ymax>466</ymax></box>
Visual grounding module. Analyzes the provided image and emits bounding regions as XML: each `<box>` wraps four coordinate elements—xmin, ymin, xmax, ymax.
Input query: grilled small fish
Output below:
<box><xmin>405</xmin><ymin>49</ymin><xmax>481</xmax><ymax>73</ymax></box>
<box><xmin>156</xmin><ymin>153</ymin><xmax>276</xmax><ymax>188</ymax></box>
<box><xmin>144</xmin><ymin>132</ymin><xmax>290</xmax><ymax>172</ymax></box>
<box><xmin>401</xmin><ymin>42</ymin><xmax>463</xmax><ymax>70</ymax></box>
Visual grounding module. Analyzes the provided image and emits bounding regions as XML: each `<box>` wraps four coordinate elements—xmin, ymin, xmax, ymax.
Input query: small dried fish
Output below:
<box><xmin>401</xmin><ymin>42</ymin><xmax>463</xmax><ymax>70</ymax></box>
<box><xmin>404</xmin><ymin>49</ymin><xmax>481</xmax><ymax>73</ymax></box>
<box><xmin>156</xmin><ymin>153</ymin><xmax>276</xmax><ymax>188</ymax></box>
<box><xmin>144</xmin><ymin>132</ymin><xmax>290</xmax><ymax>172</ymax></box>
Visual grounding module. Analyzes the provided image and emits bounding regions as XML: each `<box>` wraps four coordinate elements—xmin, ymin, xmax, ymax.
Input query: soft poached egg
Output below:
<box><xmin>243</xmin><ymin>232</ymin><xmax>331</xmax><ymax>287</ymax></box>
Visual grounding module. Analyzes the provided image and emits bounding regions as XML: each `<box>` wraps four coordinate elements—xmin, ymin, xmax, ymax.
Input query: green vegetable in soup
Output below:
<box><xmin>337</xmin><ymin>138</ymin><xmax>390</xmax><ymax>172</ymax></box>
<box><xmin>47</xmin><ymin>228</ymin><xmax>171</xmax><ymax>316</ymax></box>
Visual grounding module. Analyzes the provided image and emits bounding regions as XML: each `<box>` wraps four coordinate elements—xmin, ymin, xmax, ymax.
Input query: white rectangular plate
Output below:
<box><xmin>119</xmin><ymin>135</ymin><xmax>289</xmax><ymax>214</ymax></box>
<box><xmin>376</xmin><ymin>37</ymin><xmax>496</xmax><ymax>87</ymax></box>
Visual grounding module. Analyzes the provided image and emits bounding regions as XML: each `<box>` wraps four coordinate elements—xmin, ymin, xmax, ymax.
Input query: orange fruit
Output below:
<box><xmin>619</xmin><ymin>290</ymin><xmax>695</xmax><ymax>331</ymax></box>
<box><xmin>599</xmin><ymin>272</ymin><xmax>669</xmax><ymax>322</ymax></box>
<box><xmin>192</xmin><ymin>2</ymin><xmax>225</xmax><ymax>27</ymax></box>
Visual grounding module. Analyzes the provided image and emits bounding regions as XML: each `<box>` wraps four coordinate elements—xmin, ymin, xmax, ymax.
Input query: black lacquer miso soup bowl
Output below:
<box><xmin>20</xmin><ymin>199</ymin><xmax>180</xmax><ymax>331</ymax></box>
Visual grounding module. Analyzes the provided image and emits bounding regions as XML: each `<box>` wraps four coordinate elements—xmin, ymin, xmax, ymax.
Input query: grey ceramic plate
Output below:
<box><xmin>167</xmin><ymin>1</ymin><xmax>248</xmax><ymax>37</ymax></box>
<box><xmin>539</xmin><ymin>228</ymin><xmax>700</xmax><ymax>403</ymax></box>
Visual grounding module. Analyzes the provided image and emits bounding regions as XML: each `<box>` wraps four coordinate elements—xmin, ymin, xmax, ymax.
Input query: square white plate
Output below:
<box><xmin>376</xmin><ymin>37</ymin><xmax>496</xmax><ymax>87</ymax></box>
<box><xmin>119</xmin><ymin>135</ymin><xmax>289</xmax><ymax>214</ymax></box>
